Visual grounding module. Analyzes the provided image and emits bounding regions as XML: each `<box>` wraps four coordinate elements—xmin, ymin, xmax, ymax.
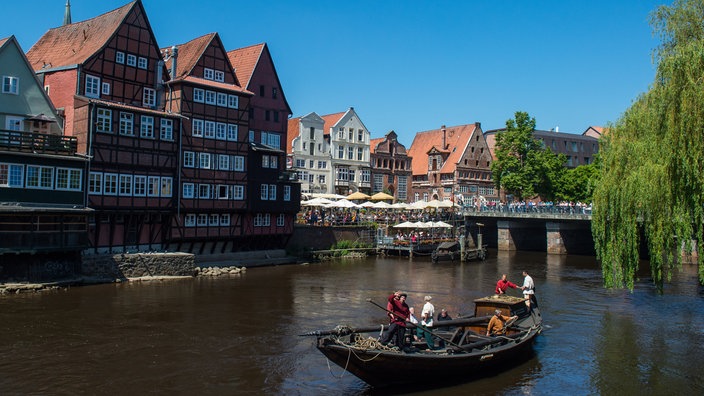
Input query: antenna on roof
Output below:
<box><xmin>63</xmin><ymin>0</ymin><xmax>72</xmax><ymax>25</ymax></box>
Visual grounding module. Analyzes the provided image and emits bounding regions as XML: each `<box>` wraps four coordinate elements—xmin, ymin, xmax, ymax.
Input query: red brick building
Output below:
<box><xmin>369</xmin><ymin>131</ymin><xmax>412</xmax><ymax>202</ymax></box>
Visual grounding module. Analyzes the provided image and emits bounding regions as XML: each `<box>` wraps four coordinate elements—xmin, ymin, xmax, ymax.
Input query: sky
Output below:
<box><xmin>1</xmin><ymin>0</ymin><xmax>665</xmax><ymax>146</ymax></box>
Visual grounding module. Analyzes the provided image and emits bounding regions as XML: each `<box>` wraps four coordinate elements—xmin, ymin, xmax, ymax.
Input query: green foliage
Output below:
<box><xmin>557</xmin><ymin>159</ymin><xmax>601</xmax><ymax>203</ymax></box>
<box><xmin>592</xmin><ymin>0</ymin><xmax>704</xmax><ymax>291</ymax></box>
<box><xmin>329</xmin><ymin>240</ymin><xmax>372</xmax><ymax>257</ymax></box>
<box><xmin>491</xmin><ymin>111</ymin><xmax>566</xmax><ymax>200</ymax></box>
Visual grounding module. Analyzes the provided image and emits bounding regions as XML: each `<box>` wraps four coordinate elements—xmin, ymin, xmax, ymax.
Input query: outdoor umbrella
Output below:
<box><xmin>370</xmin><ymin>192</ymin><xmax>394</xmax><ymax>201</ymax></box>
<box><xmin>346</xmin><ymin>191</ymin><xmax>371</xmax><ymax>200</ymax></box>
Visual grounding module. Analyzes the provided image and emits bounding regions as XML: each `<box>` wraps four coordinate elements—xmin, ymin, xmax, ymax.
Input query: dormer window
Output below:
<box><xmin>214</xmin><ymin>70</ymin><xmax>225</xmax><ymax>82</ymax></box>
<box><xmin>138</xmin><ymin>57</ymin><xmax>148</xmax><ymax>69</ymax></box>
<box><xmin>204</xmin><ymin>68</ymin><xmax>214</xmax><ymax>80</ymax></box>
<box><xmin>85</xmin><ymin>75</ymin><xmax>100</xmax><ymax>98</ymax></box>
<box><xmin>127</xmin><ymin>54</ymin><xmax>136</xmax><ymax>67</ymax></box>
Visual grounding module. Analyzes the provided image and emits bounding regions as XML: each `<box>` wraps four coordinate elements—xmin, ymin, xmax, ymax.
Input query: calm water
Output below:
<box><xmin>1</xmin><ymin>251</ymin><xmax>703</xmax><ymax>395</ymax></box>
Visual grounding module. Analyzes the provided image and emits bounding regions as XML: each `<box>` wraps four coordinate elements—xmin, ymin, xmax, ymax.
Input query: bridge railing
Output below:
<box><xmin>460</xmin><ymin>204</ymin><xmax>592</xmax><ymax>219</ymax></box>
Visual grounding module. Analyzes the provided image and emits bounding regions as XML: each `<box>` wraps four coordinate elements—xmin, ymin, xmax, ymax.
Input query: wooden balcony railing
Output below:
<box><xmin>0</xmin><ymin>129</ymin><xmax>78</xmax><ymax>155</ymax></box>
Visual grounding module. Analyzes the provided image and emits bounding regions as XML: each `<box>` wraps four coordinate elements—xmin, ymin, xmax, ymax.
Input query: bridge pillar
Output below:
<box><xmin>546</xmin><ymin>222</ymin><xmax>567</xmax><ymax>255</ymax></box>
<box><xmin>497</xmin><ymin>220</ymin><xmax>515</xmax><ymax>251</ymax></box>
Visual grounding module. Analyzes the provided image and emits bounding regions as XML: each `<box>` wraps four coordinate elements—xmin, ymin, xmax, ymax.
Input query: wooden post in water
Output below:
<box><xmin>460</xmin><ymin>233</ymin><xmax>466</xmax><ymax>262</ymax></box>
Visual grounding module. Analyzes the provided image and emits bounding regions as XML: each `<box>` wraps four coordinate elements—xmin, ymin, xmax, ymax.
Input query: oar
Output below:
<box><xmin>366</xmin><ymin>299</ymin><xmax>466</xmax><ymax>350</ymax></box>
<box><xmin>298</xmin><ymin>325</ymin><xmax>384</xmax><ymax>337</ymax></box>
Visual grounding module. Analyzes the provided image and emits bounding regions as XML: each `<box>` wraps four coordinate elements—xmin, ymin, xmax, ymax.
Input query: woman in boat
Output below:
<box><xmin>486</xmin><ymin>309</ymin><xmax>518</xmax><ymax>336</ymax></box>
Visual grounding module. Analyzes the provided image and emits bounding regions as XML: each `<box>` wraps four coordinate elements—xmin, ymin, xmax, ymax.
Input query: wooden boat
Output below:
<box><xmin>431</xmin><ymin>240</ymin><xmax>487</xmax><ymax>263</ymax></box>
<box><xmin>304</xmin><ymin>295</ymin><xmax>541</xmax><ymax>389</ymax></box>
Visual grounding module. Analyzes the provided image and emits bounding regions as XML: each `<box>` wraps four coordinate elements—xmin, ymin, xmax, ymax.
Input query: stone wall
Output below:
<box><xmin>81</xmin><ymin>252</ymin><xmax>196</xmax><ymax>280</ymax></box>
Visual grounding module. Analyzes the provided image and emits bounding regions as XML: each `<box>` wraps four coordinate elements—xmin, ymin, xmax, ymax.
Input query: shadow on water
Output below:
<box><xmin>0</xmin><ymin>253</ymin><xmax>702</xmax><ymax>395</ymax></box>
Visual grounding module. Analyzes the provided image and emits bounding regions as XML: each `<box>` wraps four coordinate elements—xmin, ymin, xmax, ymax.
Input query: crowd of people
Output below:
<box><xmin>378</xmin><ymin>271</ymin><xmax>536</xmax><ymax>350</ymax></box>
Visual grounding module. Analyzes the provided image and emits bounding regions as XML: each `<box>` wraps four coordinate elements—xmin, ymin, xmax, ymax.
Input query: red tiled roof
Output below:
<box><xmin>26</xmin><ymin>1</ymin><xmax>135</xmax><ymax>70</ymax></box>
<box><xmin>0</xmin><ymin>37</ymin><xmax>9</xmax><ymax>48</ymax></box>
<box><xmin>227</xmin><ymin>43</ymin><xmax>264</xmax><ymax>89</ymax></box>
<box><xmin>369</xmin><ymin>137</ymin><xmax>384</xmax><ymax>153</ymax></box>
<box><xmin>408</xmin><ymin>124</ymin><xmax>478</xmax><ymax>176</ymax></box>
<box><xmin>84</xmin><ymin>97</ymin><xmax>184</xmax><ymax>118</ymax></box>
<box><xmin>321</xmin><ymin>111</ymin><xmax>346</xmax><ymax>135</ymax></box>
<box><xmin>286</xmin><ymin>117</ymin><xmax>301</xmax><ymax>153</ymax></box>
<box><xmin>162</xmin><ymin>33</ymin><xmax>215</xmax><ymax>80</ymax></box>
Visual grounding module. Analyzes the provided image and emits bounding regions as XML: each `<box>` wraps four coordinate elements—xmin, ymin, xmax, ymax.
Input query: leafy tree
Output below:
<box><xmin>557</xmin><ymin>159</ymin><xmax>600</xmax><ymax>203</ymax></box>
<box><xmin>592</xmin><ymin>0</ymin><xmax>704</xmax><ymax>291</ymax></box>
<box><xmin>491</xmin><ymin>111</ymin><xmax>566</xmax><ymax>201</ymax></box>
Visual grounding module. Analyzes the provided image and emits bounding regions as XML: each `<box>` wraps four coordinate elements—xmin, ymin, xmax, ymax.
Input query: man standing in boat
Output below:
<box><xmin>495</xmin><ymin>274</ymin><xmax>518</xmax><ymax>294</ymax></box>
<box><xmin>379</xmin><ymin>291</ymin><xmax>410</xmax><ymax>349</ymax></box>
<box><xmin>520</xmin><ymin>271</ymin><xmax>536</xmax><ymax>309</ymax></box>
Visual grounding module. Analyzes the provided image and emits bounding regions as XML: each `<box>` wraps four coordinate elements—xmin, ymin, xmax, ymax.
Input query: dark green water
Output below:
<box><xmin>0</xmin><ymin>251</ymin><xmax>702</xmax><ymax>395</ymax></box>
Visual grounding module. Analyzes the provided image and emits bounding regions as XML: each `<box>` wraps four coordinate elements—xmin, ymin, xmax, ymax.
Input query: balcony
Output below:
<box><xmin>0</xmin><ymin>129</ymin><xmax>78</xmax><ymax>155</ymax></box>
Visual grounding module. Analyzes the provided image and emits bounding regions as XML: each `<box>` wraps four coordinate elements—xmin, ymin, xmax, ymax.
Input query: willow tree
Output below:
<box><xmin>592</xmin><ymin>0</ymin><xmax>704</xmax><ymax>291</ymax></box>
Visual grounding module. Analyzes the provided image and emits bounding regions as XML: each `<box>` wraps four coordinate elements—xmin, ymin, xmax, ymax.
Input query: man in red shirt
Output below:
<box><xmin>495</xmin><ymin>274</ymin><xmax>518</xmax><ymax>294</ymax></box>
<box><xmin>379</xmin><ymin>291</ymin><xmax>410</xmax><ymax>348</ymax></box>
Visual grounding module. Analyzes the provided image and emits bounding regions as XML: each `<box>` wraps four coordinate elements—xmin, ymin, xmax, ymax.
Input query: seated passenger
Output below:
<box><xmin>486</xmin><ymin>309</ymin><xmax>518</xmax><ymax>336</ymax></box>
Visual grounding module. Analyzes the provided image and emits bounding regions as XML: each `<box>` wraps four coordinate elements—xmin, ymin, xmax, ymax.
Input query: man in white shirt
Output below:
<box><xmin>520</xmin><ymin>271</ymin><xmax>535</xmax><ymax>309</ymax></box>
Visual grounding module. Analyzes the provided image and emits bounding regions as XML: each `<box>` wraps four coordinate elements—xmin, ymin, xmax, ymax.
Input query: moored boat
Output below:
<box><xmin>304</xmin><ymin>295</ymin><xmax>542</xmax><ymax>388</ymax></box>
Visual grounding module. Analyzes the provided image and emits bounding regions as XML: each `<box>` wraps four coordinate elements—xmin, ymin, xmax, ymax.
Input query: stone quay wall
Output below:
<box><xmin>81</xmin><ymin>252</ymin><xmax>196</xmax><ymax>280</ymax></box>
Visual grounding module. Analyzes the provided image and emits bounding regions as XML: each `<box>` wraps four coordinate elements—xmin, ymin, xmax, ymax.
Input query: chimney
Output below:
<box><xmin>63</xmin><ymin>0</ymin><xmax>72</xmax><ymax>25</ymax></box>
<box><xmin>170</xmin><ymin>46</ymin><xmax>178</xmax><ymax>80</ymax></box>
<box><xmin>441</xmin><ymin>125</ymin><xmax>447</xmax><ymax>149</ymax></box>
<box><xmin>555</xmin><ymin>126</ymin><xmax>559</xmax><ymax>133</ymax></box>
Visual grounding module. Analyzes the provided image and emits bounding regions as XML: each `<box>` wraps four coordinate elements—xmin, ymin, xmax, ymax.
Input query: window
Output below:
<box><xmin>183</xmin><ymin>151</ymin><xmax>195</xmax><ymax>168</ymax></box>
<box><xmin>264</xmin><ymin>214</ymin><xmax>271</xmax><ymax>226</ymax></box>
<box><xmin>358</xmin><ymin>129</ymin><xmax>364</xmax><ymax>141</ymax></box>
<box><xmin>116</xmin><ymin>52</ymin><xmax>125</xmax><ymax>64</ymax></box>
<box><xmin>192</xmin><ymin>119</ymin><xmax>203</xmax><ymax>137</ymax></box>
<box><xmin>220</xmin><ymin>214</ymin><xmax>230</xmax><ymax>226</ymax></box>
<box><xmin>198</xmin><ymin>184</ymin><xmax>210</xmax><ymax>199</ymax></box>
<box><xmin>295</xmin><ymin>159</ymin><xmax>305</xmax><ymax>168</ymax></box>
<box><xmin>197</xmin><ymin>214</ymin><xmax>207</xmax><ymax>226</ymax></box>
<box><xmin>208</xmin><ymin>214</ymin><xmax>219</xmax><ymax>226</ymax></box>
<box><xmin>265</xmin><ymin>110</ymin><xmax>270</xmax><ymax>121</ymax></box>
<box><xmin>185</xmin><ymin>214</ymin><xmax>196</xmax><ymax>227</ymax></box>
<box><xmin>270</xmin><ymin>156</ymin><xmax>278</xmax><ymax>169</ymax></box>
<box><xmin>140</xmin><ymin>116</ymin><xmax>154</xmax><ymax>138</ymax></box>
<box><xmin>143</xmin><ymin>87</ymin><xmax>156</xmax><ymax>107</ymax></box>
<box><xmin>119</xmin><ymin>112</ymin><xmax>134</xmax><ymax>135</ymax></box>
<box><xmin>119</xmin><ymin>174</ymin><xmax>132</xmax><ymax>196</ymax></box>
<box><xmin>338</xmin><ymin>146</ymin><xmax>344</xmax><ymax>159</ymax></box>
<box><xmin>199</xmin><ymin>152</ymin><xmax>211</xmax><ymax>169</ymax></box>
<box><xmin>357</xmin><ymin>147</ymin><xmax>363</xmax><ymax>161</ymax></box>
<box><xmin>228</xmin><ymin>95</ymin><xmax>238</xmax><ymax>109</ymax></box>
<box><xmin>160</xmin><ymin>177</ymin><xmax>172</xmax><ymax>197</ymax></box>
<box><xmin>181</xmin><ymin>183</ymin><xmax>195</xmax><ymax>198</ymax></box>
<box><xmin>318</xmin><ymin>161</ymin><xmax>327</xmax><ymax>169</ymax></box>
<box><xmin>338</xmin><ymin>128</ymin><xmax>344</xmax><ymax>139</ymax></box>
<box><xmin>348</xmin><ymin>146</ymin><xmax>354</xmax><ymax>160</ymax></box>
<box><xmin>217</xmin><ymin>92</ymin><xmax>227</xmax><ymax>107</ymax></box>
<box><xmin>262</xmin><ymin>155</ymin><xmax>270</xmax><ymax>168</ymax></box>
<box><xmin>147</xmin><ymin>176</ymin><xmax>160</xmax><ymax>196</ymax></box>
<box><xmin>318</xmin><ymin>175</ymin><xmax>326</xmax><ymax>184</ymax></box>
<box><xmin>205</xmin><ymin>121</ymin><xmax>215</xmax><ymax>139</ymax></box>
<box><xmin>260</xmin><ymin>184</ymin><xmax>268</xmax><ymax>200</ymax></box>
<box><xmin>138</xmin><ymin>57</ymin><xmax>148</xmax><ymax>69</ymax></box>
<box><xmin>261</xmin><ymin>132</ymin><xmax>281</xmax><ymax>149</ymax></box>
<box><xmin>268</xmin><ymin>186</ymin><xmax>277</xmax><ymax>200</ymax></box>
<box><xmin>249</xmin><ymin>130</ymin><xmax>255</xmax><ymax>142</ymax></box>
<box><xmin>232</xmin><ymin>156</ymin><xmax>245</xmax><ymax>171</ymax></box>
<box><xmin>398</xmin><ymin>176</ymin><xmax>407</xmax><ymax>200</ymax></box>
<box><xmin>96</xmin><ymin>108</ymin><xmax>112</xmax><ymax>132</ymax></box>
<box><xmin>193</xmin><ymin>88</ymin><xmax>204</xmax><ymax>103</ymax></box>
<box><xmin>127</xmin><ymin>54</ymin><xmax>136</xmax><ymax>66</ymax></box>
<box><xmin>218</xmin><ymin>154</ymin><xmax>229</xmax><ymax>170</ymax></box>
<box><xmin>217</xmin><ymin>185</ymin><xmax>229</xmax><ymax>199</ymax></box>
<box><xmin>284</xmin><ymin>185</ymin><xmax>291</xmax><ymax>201</ymax></box>
<box><xmin>214</xmin><ymin>70</ymin><xmax>225</xmax><ymax>82</ymax></box>
<box><xmin>88</xmin><ymin>172</ymin><xmax>102</xmax><ymax>194</ymax></box>
<box><xmin>3</xmin><ymin>76</ymin><xmax>20</xmax><ymax>95</ymax></box>
<box><xmin>259</xmin><ymin>85</ymin><xmax>265</xmax><ymax>96</ymax></box>
<box><xmin>134</xmin><ymin>175</ymin><xmax>147</xmax><ymax>196</ymax></box>
<box><xmin>254</xmin><ymin>214</ymin><xmax>263</xmax><ymax>227</ymax></box>
<box><xmin>232</xmin><ymin>185</ymin><xmax>244</xmax><ymax>200</ymax></box>
<box><xmin>360</xmin><ymin>169</ymin><xmax>370</xmax><ymax>183</ymax></box>
<box><xmin>205</xmin><ymin>91</ymin><xmax>216</xmax><ymax>105</ymax></box>
<box><xmin>56</xmin><ymin>168</ymin><xmax>82</xmax><ymax>191</ymax></box>
<box><xmin>373</xmin><ymin>174</ymin><xmax>383</xmax><ymax>192</ymax></box>
<box><xmin>227</xmin><ymin>124</ymin><xmax>238</xmax><ymax>141</ymax></box>
<box><xmin>204</xmin><ymin>68</ymin><xmax>214</xmax><ymax>80</ymax></box>
<box><xmin>216</xmin><ymin>123</ymin><xmax>227</xmax><ymax>140</ymax></box>
<box><xmin>104</xmin><ymin>173</ymin><xmax>118</xmax><ymax>195</ymax></box>
<box><xmin>101</xmin><ymin>82</ymin><xmax>110</xmax><ymax>95</ymax></box>
<box><xmin>160</xmin><ymin>119</ymin><xmax>173</xmax><ymax>141</ymax></box>
<box><xmin>0</xmin><ymin>163</ymin><xmax>24</xmax><ymax>187</ymax></box>
<box><xmin>85</xmin><ymin>75</ymin><xmax>100</xmax><ymax>98</ymax></box>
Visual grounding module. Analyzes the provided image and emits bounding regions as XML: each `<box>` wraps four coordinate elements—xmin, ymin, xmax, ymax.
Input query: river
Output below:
<box><xmin>1</xmin><ymin>251</ymin><xmax>702</xmax><ymax>395</ymax></box>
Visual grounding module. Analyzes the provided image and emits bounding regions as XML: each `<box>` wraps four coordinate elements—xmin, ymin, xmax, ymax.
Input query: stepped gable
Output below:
<box><xmin>26</xmin><ymin>1</ymin><xmax>135</xmax><ymax>70</ymax></box>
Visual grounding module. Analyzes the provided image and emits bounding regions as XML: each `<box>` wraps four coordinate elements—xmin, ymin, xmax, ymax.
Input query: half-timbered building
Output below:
<box><xmin>26</xmin><ymin>0</ymin><xmax>181</xmax><ymax>253</ymax></box>
<box><xmin>369</xmin><ymin>131</ymin><xmax>412</xmax><ymax>202</ymax></box>
<box><xmin>228</xmin><ymin>43</ymin><xmax>299</xmax><ymax>249</ymax></box>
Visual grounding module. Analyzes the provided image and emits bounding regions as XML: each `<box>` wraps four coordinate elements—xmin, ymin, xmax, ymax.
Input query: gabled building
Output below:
<box><xmin>369</xmin><ymin>131</ymin><xmax>412</xmax><ymax>202</ymax></box>
<box><xmin>408</xmin><ymin>123</ymin><xmax>495</xmax><ymax>204</ymax></box>
<box><xmin>228</xmin><ymin>43</ymin><xmax>299</xmax><ymax>248</ymax></box>
<box><xmin>323</xmin><ymin>107</ymin><xmax>371</xmax><ymax>195</ymax></box>
<box><xmin>287</xmin><ymin>112</ymin><xmax>330</xmax><ymax>195</ymax></box>
<box><xmin>0</xmin><ymin>35</ymin><xmax>89</xmax><ymax>272</ymax></box>
<box><xmin>26</xmin><ymin>0</ymin><xmax>181</xmax><ymax>253</ymax></box>
<box><xmin>161</xmin><ymin>32</ymin><xmax>253</xmax><ymax>251</ymax></box>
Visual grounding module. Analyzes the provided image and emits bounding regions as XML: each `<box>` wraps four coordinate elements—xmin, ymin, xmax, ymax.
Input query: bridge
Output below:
<box><xmin>458</xmin><ymin>207</ymin><xmax>595</xmax><ymax>255</ymax></box>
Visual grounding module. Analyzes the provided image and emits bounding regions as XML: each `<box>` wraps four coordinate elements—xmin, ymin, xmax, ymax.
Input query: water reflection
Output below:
<box><xmin>0</xmin><ymin>253</ymin><xmax>702</xmax><ymax>395</ymax></box>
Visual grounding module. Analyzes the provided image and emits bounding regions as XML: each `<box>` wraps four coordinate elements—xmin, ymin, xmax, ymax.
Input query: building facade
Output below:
<box><xmin>287</xmin><ymin>112</ymin><xmax>330</xmax><ymax>195</ymax></box>
<box><xmin>407</xmin><ymin>123</ymin><xmax>496</xmax><ymax>204</ymax></box>
<box><xmin>0</xmin><ymin>35</ymin><xmax>89</xmax><ymax>263</ymax></box>
<box><xmin>369</xmin><ymin>131</ymin><xmax>412</xmax><ymax>202</ymax></box>
<box><xmin>323</xmin><ymin>108</ymin><xmax>371</xmax><ymax>195</ymax></box>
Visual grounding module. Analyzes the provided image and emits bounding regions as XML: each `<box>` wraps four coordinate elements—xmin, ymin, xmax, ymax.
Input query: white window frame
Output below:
<box><xmin>260</xmin><ymin>184</ymin><xmax>268</xmax><ymax>200</ymax></box>
<box><xmin>185</xmin><ymin>214</ymin><xmax>196</xmax><ymax>227</ymax></box>
<box><xmin>193</xmin><ymin>88</ymin><xmax>204</xmax><ymax>103</ymax></box>
<box><xmin>127</xmin><ymin>54</ymin><xmax>137</xmax><ymax>66</ymax></box>
<box><xmin>96</xmin><ymin>108</ymin><xmax>112</xmax><ymax>132</ymax></box>
<box><xmin>218</xmin><ymin>154</ymin><xmax>230</xmax><ymax>170</ymax></box>
<box><xmin>160</xmin><ymin>177</ymin><xmax>172</xmax><ymax>197</ymax></box>
<box><xmin>277</xmin><ymin>214</ymin><xmax>285</xmax><ymax>227</ymax></box>
<box><xmin>119</xmin><ymin>112</ymin><xmax>134</xmax><ymax>135</ymax></box>
<box><xmin>101</xmin><ymin>82</ymin><xmax>110</xmax><ymax>95</ymax></box>
<box><xmin>204</xmin><ymin>121</ymin><xmax>215</xmax><ymax>139</ymax></box>
<box><xmin>104</xmin><ymin>173</ymin><xmax>118</xmax><ymax>195</ymax></box>
<box><xmin>192</xmin><ymin>119</ymin><xmax>203</xmax><ymax>137</ymax></box>
<box><xmin>55</xmin><ymin>168</ymin><xmax>82</xmax><ymax>191</ymax></box>
<box><xmin>85</xmin><ymin>75</ymin><xmax>100</xmax><ymax>98</ymax></box>
<box><xmin>115</xmin><ymin>51</ymin><xmax>125</xmax><ymax>64</ymax></box>
<box><xmin>220</xmin><ymin>214</ymin><xmax>230</xmax><ymax>226</ymax></box>
<box><xmin>268</xmin><ymin>185</ymin><xmax>276</xmax><ymax>201</ymax></box>
<box><xmin>198</xmin><ymin>184</ymin><xmax>211</xmax><ymax>199</ymax></box>
<box><xmin>217</xmin><ymin>92</ymin><xmax>227</xmax><ymax>107</ymax></box>
<box><xmin>143</xmin><ymin>87</ymin><xmax>156</xmax><ymax>107</ymax></box>
<box><xmin>284</xmin><ymin>185</ymin><xmax>291</xmax><ymax>201</ymax></box>
<box><xmin>232</xmin><ymin>185</ymin><xmax>244</xmax><ymax>200</ymax></box>
<box><xmin>140</xmin><ymin>116</ymin><xmax>154</xmax><ymax>138</ymax></box>
<box><xmin>233</xmin><ymin>156</ymin><xmax>245</xmax><ymax>171</ymax></box>
<box><xmin>119</xmin><ymin>174</ymin><xmax>133</xmax><ymax>196</ymax></box>
<box><xmin>205</xmin><ymin>91</ymin><xmax>216</xmax><ymax>105</ymax></box>
<box><xmin>262</xmin><ymin>155</ymin><xmax>270</xmax><ymax>169</ymax></box>
<box><xmin>204</xmin><ymin>68</ymin><xmax>215</xmax><ymax>80</ymax></box>
<box><xmin>199</xmin><ymin>152</ymin><xmax>211</xmax><ymax>169</ymax></box>
<box><xmin>182</xmin><ymin>182</ymin><xmax>194</xmax><ymax>198</ymax></box>
<box><xmin>227</xmin><ymin>124</ymin><xmax>238</xmax><ymax>141</ymax></box>
<box><xmin>183</xmin><ymin>151</ymin><xmax>195</xmax><ymax>168</ymax></box>
<box><xmin>147</xmin><ymin>176</ymin><xmax>160</xmax><ymax>197</ymax></box>
<box><xmin>228</xmin><ymin>95</ymin><xmax>238</xmax><ymax>109</ymax></box>
<box><xmin>216</xmin><ymin>123</ymin><xmax>227</xmax><ymax>140</ymax></box>
<box><xmin>2</xmin><ymin>76</ymin><xmax>19</xmax><ymax>95</ymax></box>
<box><xmin>197</xmin><ymin>214</ymin><xmax>208</xmax><ymax>227</ymax></box>
<box><xmin>88</xmin><ymin>172</ymin><xmax>102</xmax><ymax>194</ymax></box>
<box><xmin>214</xmin><ymin>70</ymin><xmax>225</xmax><ymax>82</ymax></box>
<box><xmin>217</xmin><ymin>184</ymin><xmax>229</xmax><ymax>200</ymax></box>
<box><xmin>160</xmin><ymin>119</ymin><xmax>173</xmax><ymax>141</ymax></box>
<box><xmin>208</xmin><ymin>214</ymin><xmax>219</xmax><ymax>226</ymax></box>
<box><xmin>134</xmin><ymin>175</ymin><xmax>147</xmax><ymax>196</ymax></box>
<box><xmin>138</xmin><ymin>57</ymin><xmax>148</xmax><ymax>69</ymax></box>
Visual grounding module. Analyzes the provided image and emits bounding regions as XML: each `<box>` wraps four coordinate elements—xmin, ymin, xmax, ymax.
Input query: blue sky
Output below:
<box><xmin>2</xmin><ymin>1</ymin><xmax>663</xmax><ymax>146</ymax></box>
